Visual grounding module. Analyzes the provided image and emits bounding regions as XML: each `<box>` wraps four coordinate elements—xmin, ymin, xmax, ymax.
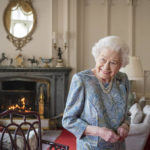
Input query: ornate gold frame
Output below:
<box><xmin>3</xmin><ymin>0</ymin><xmax>37</xmax><ymax>51</ymax></box>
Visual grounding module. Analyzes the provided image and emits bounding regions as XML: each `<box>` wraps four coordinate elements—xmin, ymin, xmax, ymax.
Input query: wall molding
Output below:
<box><xmin>63</xmin><ymin>0</ymin><xmax>69</xmax><ymax>67</ymax></box>
<box><xmin>105</xmin><ymin>0</ymin><xmax>111</xmax><ymax>35</ymax></box>
<box><xmin>84</xmin><ymin>0</ymin><xmax>150</xmax><ymax>6</ymax></box>
<box><xmin>68</xmin><ymin>0</ymin><xmax>78</xmax><ymax>74</ymax></box>
<box><xmin>128</xmin><ymin>0</ymin><xmax>136</xmax><ymax>56</ymax></box>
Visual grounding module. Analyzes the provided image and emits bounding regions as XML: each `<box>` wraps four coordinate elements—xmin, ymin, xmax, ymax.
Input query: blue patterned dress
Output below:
<box><xmin>62</xmin><ymin>70</ymin><xmax>130</xmax><ymax>150</ymax></box>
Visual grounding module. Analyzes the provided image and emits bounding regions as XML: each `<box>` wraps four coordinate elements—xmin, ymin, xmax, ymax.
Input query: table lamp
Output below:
<box><xmin>120</xmin><ymin>56</ymin><xmax>144</xmax><ymax>107</ymax></box>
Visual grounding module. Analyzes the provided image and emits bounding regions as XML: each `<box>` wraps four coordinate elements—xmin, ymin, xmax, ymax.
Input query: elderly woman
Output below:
<box><xmin>62</xmin><ymin>36</ymin><xmax>130</xmax><ymax>150</ymax></box>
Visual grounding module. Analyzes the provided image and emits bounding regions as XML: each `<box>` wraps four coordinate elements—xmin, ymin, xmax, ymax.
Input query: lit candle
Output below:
<box><xmin>52</xmin><ymin>32</ymin><xmax>56</xmax><ymax>43</ymax></box>
<box><xmin>63</xmin><ymin>32</ymin><xmax>68</xmax><ymax>44</ymax></box>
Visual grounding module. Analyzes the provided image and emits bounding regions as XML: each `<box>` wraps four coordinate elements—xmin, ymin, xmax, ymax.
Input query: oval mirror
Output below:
<box><xmin>3</xmin><ymin>0</ymin><xmax>37</xmax><ymax>50</ymax></box>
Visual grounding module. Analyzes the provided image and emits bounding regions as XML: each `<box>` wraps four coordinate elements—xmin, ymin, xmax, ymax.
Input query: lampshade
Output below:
<box><xmin>120</xmin><ymin>56</ymin><xmax>144</xmax><ymax>80</ymax></box>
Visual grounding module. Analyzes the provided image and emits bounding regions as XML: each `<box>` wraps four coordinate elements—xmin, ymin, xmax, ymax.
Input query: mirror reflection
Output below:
<box><xmin>3</xmin><ymin>0</ymin><xmax>36</xmax><ymax>50</ymax></box>
<box><xmin>11</xmin><ymin>4</ymin><xmax>33</xmax><ymax>38</ymax></box>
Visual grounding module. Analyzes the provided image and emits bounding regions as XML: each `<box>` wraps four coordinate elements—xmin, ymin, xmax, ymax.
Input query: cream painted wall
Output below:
<box><xmin>0</xmin><ymin>0</ymin><xmax>52</xmax><ymax>67</ymax></box>
<box><xmin>77</xmin><ymin>0</ymin><xmax>150</xmax><ymax>71</ymax></box>
<box><xmin>135</xmin><ymin>1</ymin><xmax>150</xmax><ymax>70</ymax></box>
<box><xmin>77</xmin><ymin>0</ymin><xmax>150</xmax><ymax>98</ymax></box>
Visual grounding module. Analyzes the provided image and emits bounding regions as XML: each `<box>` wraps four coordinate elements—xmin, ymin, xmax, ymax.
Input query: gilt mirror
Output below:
<box><xmin>3</xmin><ymin>0</ymin><xmax>37</xmax><ymax>50</ymax></box>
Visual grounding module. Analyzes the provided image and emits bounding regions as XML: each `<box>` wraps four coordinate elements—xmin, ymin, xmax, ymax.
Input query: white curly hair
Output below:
<box><xmin>91</xmin><ymin>35</ymin><xmax>129</xmax><ymax>67</ymax></box>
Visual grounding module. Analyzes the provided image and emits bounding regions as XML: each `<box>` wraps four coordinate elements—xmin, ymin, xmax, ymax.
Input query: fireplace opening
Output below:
<box><xmin>2</xmin><ymin>81</ymin><xmax>36</xmax><ymax>90</ymax></box>
<box><xmin>0</xmin><ymin>80</ymin><xmax>36</xmax><ymax>113</ymax></box>
<box><xmin>0</xmin><ymin>78</ymin><xmax>50</xmax><ymax>118</ymax></box>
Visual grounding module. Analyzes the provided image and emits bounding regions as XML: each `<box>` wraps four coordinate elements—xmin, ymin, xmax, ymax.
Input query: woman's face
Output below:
<box><xmin>95</xmin><ymin>48</ymin><xmax>121</xmax><ymax>82</ymax></box>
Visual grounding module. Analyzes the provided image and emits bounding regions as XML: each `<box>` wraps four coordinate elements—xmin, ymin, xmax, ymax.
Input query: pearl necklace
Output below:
<box><xmin>99</xmin><ymin>79</ymin><xmax>113</xmax><ymax>94</ymax></box>
<box><xmin>92</xmin><ymin>68</ymin><xmax>113</xmax><ymax>94</ymax></box>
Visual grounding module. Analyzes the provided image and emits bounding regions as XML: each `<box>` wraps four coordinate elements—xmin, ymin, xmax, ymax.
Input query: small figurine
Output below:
<box><xmin>15</xmin><ymin>53</ymin><xmax>25</xmax><ymax>67</ymax></box>
<box><xmin>58</xmin><ymin>47</ymin><xmax>62</xmax><ymax>59</ymax></box>
<box><xmin>9</xmin><ymin>58</ymin><xmax>14</xmax><ymax>66</ymax></box>
<box><xmin>0</xmin><ymin>53</ymin><xmax>8</xmax><ymax>65</ymax></box>
<box><xmin>28</xmin><ymin>56</ymin><xmax>39</xmax><ymax>67</ymax></box>
<box><xmin>56</xmin><ymin>47</ymin><xmax>64</xmax><ymax>67</ymax></box>
<box><xmin>10</xmin><ymin>58</ymin><xmax>13</xmax><ymax>65</ymax></box>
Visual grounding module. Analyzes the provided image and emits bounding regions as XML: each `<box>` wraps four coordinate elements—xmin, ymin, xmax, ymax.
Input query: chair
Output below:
<box><xmin>0</xmin><ymin>110</ymin><xmax>69</xmax><ymax>150</ymax></box>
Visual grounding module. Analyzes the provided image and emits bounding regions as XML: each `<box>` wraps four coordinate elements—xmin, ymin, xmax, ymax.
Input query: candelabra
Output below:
<box><xmin>52</xmin><ymin>32</ymin><xmax>68</xmax><ymax>67</ymax></box>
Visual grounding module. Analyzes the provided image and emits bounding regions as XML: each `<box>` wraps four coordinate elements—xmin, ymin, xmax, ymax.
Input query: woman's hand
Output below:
<box><xmin>98</xmin><ymin>127</ymin><xmax>120</xmax><ymax>143</ymax></box>
<box><xmin>117</xmin><ymin>123</ymin><xmax>129</xmax><ymax>141</ymax></box>
<box><xmin>84</xmin><ymin>126</ymin><xmax>120</xmax><ymax>143</ymax></box>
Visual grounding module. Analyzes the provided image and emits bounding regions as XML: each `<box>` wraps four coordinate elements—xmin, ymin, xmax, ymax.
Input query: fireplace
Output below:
<box><xmin>0</xmin><ymin>76</ymin><xmax>50</xmax><ymax>118</ymax></box>
<box><xmin>1</xmin><ymin>80</ymin><xmax>36</xmax><ymax>111</ymax></box>
<box><xmin>0</xmin><ymin>67</ymin><xmax>71</xmax><ymax>119</ymax></box>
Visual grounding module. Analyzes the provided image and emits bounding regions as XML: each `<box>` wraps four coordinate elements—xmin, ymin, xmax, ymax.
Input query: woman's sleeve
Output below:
<box><xmin>124</xmin><ymin>73</ymin><xmax>131</xmax><ymax>126</ymax></box>
<box><xmin>62</xmin><ymin>74</ymin><xmax>88</xmax><ymax>139</ymax></box>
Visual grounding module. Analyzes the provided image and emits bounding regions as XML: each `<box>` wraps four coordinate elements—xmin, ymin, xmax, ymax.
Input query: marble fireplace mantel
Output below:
<box><xmin>0</xmin><ymin>67</ymin><xmax>72</xmax><ymax>120</ymax></box>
